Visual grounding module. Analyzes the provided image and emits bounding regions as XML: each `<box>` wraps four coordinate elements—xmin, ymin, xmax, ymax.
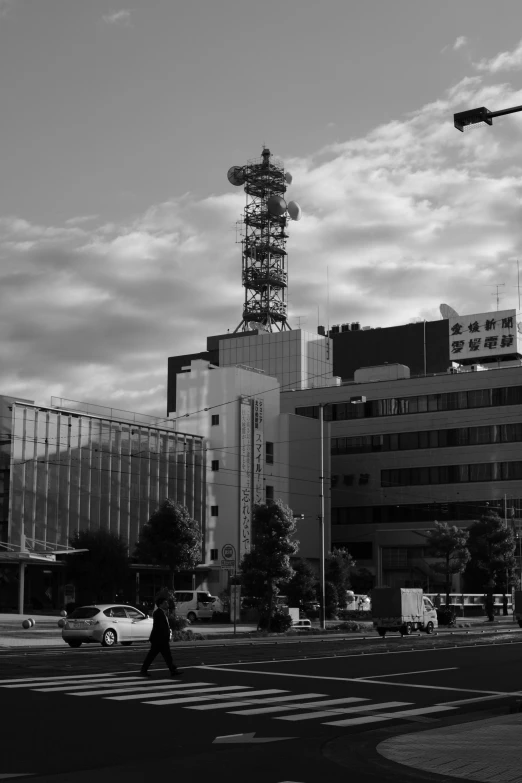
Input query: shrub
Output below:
<box><xmin>258</xmin><ymin>609</ymin><xmax>293</xmax><ymax>633</ymax></box>
<box><xmin>436</xmin><ymin>607</ymin><xmax>457</xmax><ymax>626</ymax></box>
<box><xmin>168</xmin><ymin>614</ymin><xmax>189</xmax><ymax>631</ymax></box>
<box><xmin>337</xmin><ymin>609</ymin><xmax>372</xmax><ymax>621</ymax></box>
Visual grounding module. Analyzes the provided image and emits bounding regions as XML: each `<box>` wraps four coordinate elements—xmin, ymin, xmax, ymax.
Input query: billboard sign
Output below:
<box><xmin>449</xmin><ymin>309</ymin><xmax>519</xmax><ymax>362</ymax></box>
<box><xmin>239</xmin><ymin>397</ymin><xmax>252</xmax><ymax>558</ymax></box>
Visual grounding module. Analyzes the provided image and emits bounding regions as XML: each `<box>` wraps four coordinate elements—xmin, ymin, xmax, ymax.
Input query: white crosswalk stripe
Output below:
<box><xmin>36</xmin><ymin>677</ymin><xmax>154</xmax><ymax>692</ymax></box>
<box><xmin>276</xmin><ymin>700</ymin><xmax>412</xmax><ymax>721</ymax></box>
<box><xmin>0</xmin><ymin>674</ymin><xmax>117</xmax><ymax>685</ymax></box>
<box><xmin>189</xmin><ymin>693</ymin><xmax>328</xmax><ymax>711</ymax></box>
<box><xmin>0</xmin><ymin>675</ymin><xmax>459</xmax><ymax>731</ymax></box>
<box><xmin>228</xmin><ymin>696</ymin><xmax>369</xmax><ymax>716</ymax></box>
<box><xmin>3</xmin><ymin>676</ymin><xmax>121</xmax><ymax>689</ymax></box>
<box><xmin>324</xmin><ymin>705</ymin><xmax>458</xmax><ymax>726</ymax></box>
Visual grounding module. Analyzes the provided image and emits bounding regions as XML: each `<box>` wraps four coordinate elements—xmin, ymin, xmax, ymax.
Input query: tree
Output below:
<box><xmin>465</xmin><ymin>513</ymin><xmax>517</xmax><ymax>591</ymax></box>
<box><xmin>240</xmin><ymin>500</ymin><xmax>299</xmax><ymax>630</ymax></box>
<box><xmin>350</xmin><ymin>567</ymin><xmax>374</xmax><ymax>595</ymax></box>
<box><xmin>325</xmin><ymin>547</ymin><xmax>355</xmax><ymax>610</ymax></box>
<box><xmin>425</xmin><ymin>521</ymin><xmax>470</xmax><ymax>603</ymax></box>
<box><xmin>133</xmin><ymin>499</ymin><xmax>202</xmax><ymax>588</ymax></box>
<box><xmin>65</xmin><ymin>529</ymin><xmax>130</xmax><ymax>605</ymax></box>
<box><xmin>286</xmin><ymin>558</ymin><xmax>317</xmax><ymax>608</ymax></box>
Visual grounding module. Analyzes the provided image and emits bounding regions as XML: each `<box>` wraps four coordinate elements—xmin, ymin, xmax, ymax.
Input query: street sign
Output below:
<box><xmin>222</xmin><ymin>544</ymin><xmax>235</xmax><ymax>560</ymax></box>
<box><xmin>221</xmin><ymin>544</ymin><xmax>236</xmax><ymax>571</ymax></box>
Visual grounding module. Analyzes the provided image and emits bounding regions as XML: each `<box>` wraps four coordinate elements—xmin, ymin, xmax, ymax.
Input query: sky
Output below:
<box><xmin>3</xmin><ymin>0</ymin><xmax>522</xmax><ymax>417</ymax></box>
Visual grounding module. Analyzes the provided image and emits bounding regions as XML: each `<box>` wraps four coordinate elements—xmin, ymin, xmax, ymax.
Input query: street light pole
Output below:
<box><xmin>319</xmin><ymin>404</ymin><xmax>326</xmax><ymax>631</ymax></box>
<box><xmin>454</xmin><ymin>102</ymin><xmax>522</xmax><ymax>131</ymax></box>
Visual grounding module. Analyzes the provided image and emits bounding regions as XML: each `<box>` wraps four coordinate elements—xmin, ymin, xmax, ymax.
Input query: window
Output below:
<box><xmin>266</xmin><ymin>485</ymin><xmax>274</xmax><ymax>501</ymax></box>
<box><xmin>211</xmin><ymin>414</ymin><xmax>220</xmax><ymax>426</ymax></box>
<box><xmin>359</xmin><ymin>473</ymin><xmax>370</xmax><ymax>485</ymax></box>
<box><xmin>331</xmin><ymin>475</ymin><xmax>339</xmax><ymax>488</ymax></box>
<box><xmin>343</xmin><ymin>474</ymin><xmax>354</xmax><ymax>486</ymax></box>
<box><xmin>210</xmin><ymin>548</ymin><xmax>218</xmax><ymax>560</ymax></box>
<box><xmin>211</xmin><ymin>460</ymin><xmax>219</xmax><ymax>471</ymax></box>
<box><xmin>266</xmin><ymin>441</ymin><xmax>274</xmax><ymax>464</ymax></box>
<box><xmin>211</xmin><ymin>505</ymin><xmax>219</xmax><ymax>516</ymax></box>
<box><xmin>125</xmin><ymin>608</ymin><xmax>144</xmax><ymax>619</ymax></box>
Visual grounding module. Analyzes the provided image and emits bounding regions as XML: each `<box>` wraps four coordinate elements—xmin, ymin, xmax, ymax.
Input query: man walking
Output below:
<box><xmin>140</xmin><ymin>596</ymin><xmax>181</xmax><ymax>677</ymax></box>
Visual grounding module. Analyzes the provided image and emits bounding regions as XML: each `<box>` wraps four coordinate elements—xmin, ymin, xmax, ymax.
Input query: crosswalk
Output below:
<box><xmin>0</xmin><ymin>674</ymin><xmax>458</xmax><ymax>728</ymax></box>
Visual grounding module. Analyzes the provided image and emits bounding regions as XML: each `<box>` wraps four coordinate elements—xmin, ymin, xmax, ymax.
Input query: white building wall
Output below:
<box><xmin>174</xmin><ymin>359</ymin><xmax>325</xmax><ymax>592</ymax></box>
<box><xmin>219</xmin><ymin>329</ymin><xmax>335</xmax><ymax>392</ymax></box>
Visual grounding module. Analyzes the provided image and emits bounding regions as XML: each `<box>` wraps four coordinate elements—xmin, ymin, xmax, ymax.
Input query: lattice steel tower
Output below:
<box><xmin>227</xmin><ymin>147</ymin><xmax>302</xmax><ymax>332</ymax></box>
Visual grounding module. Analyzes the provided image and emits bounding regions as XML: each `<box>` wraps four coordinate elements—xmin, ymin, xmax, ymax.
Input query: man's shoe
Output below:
<box><xmin>139</xmin><ymin>671</ymin><xmax>151</xmax><ymax>677</ymax></box>
<box><xmin>170</xmin><ymin>669</ymin><xmax>181</xmax><ymax>677</ymax></box>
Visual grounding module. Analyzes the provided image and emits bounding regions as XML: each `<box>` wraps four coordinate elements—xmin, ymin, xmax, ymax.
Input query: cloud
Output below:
<box><xmin>65</xmin><ymin>215</ymin><xmax>99</xmax><ymax>226</ymax></box>
<box><xmin>102</xmin><ymin>9</ymin><xmax>131</xmax><ymax>26</ymax></box>
<box><xmin>0</xmin><ymin>1</ymin><xmax>13</xmax><ymax>18</ymax></box>
<box><xmin>474</xmin><ymin>39</ymin><xmax>522</xmax><ymax>72</ymax></box>
<box><xmin>453</xmin><ymin>36</ymin><xmax>467</xmax><ymax>51</ymax></box>
<box><xmin>3</xmin><ymin>63</ymin><xmax>522</xmax><ymax>416</ymax></box>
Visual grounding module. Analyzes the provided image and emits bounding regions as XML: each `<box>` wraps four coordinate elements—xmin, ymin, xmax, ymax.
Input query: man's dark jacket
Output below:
<box><xmin>149</xmin><ymin>606</ymin><xmax>171</xmax><ymax>643</ymax></box>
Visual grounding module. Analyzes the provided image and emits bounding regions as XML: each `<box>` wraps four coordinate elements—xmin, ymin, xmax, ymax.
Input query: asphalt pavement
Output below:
<box><xmin>1</xmin><ymin>624</ymin><xmax>522</xmax><ymax>782</ymax></box>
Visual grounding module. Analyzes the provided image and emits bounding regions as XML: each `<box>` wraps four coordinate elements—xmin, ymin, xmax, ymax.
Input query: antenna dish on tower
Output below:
<box><xmin>285</xmin><ymin>172</ymin><xmax>293</xmax><ymax>184</ymax></box>
<box><xmin>287</xmin><ymin>200</ymin><xmax>302</xmax><ymax>221</ymax></box>
<box><xmin>267</xmin><ymin>195</ymin><xmax>287</xmax><ymax>217</ymax></box>
<box><xmin>227</xmin><ymin>166</ymin><xmax>245</xmax><ymax>186</ymax></box>
<box><xmin>440</xmin><ymin>303</ymin><xmax>459</xmax><ymax>319</ymax></box>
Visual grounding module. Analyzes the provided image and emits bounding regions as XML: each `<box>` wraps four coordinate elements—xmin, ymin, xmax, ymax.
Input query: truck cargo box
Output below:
<box><xmin>372</xmin><ymin>587</ymin><xmax>423</xmax><ymax>620</ymax></box>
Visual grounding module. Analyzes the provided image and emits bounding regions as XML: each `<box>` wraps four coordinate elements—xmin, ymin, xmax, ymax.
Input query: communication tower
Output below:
<box><xmin>227</xmin><ymin>147</ymin><xmax>302</xmax><ymax>332</ymax></box>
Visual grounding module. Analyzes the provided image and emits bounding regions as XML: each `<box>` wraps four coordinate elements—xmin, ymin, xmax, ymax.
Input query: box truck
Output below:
<box><xmin>372</xmin><ymin>587</ymin><xmax>438</xmax><ymax>637</ymax></box>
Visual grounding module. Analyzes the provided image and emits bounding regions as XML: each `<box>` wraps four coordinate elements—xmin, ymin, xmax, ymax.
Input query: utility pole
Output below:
<box><xmin>319</xmin><ymin>404</ymin><xmax>326</xmax><ymax>631</ymax></box>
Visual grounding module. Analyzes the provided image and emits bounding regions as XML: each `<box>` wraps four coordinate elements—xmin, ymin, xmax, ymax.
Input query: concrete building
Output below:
<box><xmin>167</xmin><ymin>328</ymin><xmax>336</xmax><ymax>414</ymax></box>
<box><xmin>0</xmin><ymin>395</ymin><xmax>205</xmax><ymax>611</ymax></box>
<box><xmin>174</xmin><ymin>358</ymin><xmax>330</xmax><ymax>595</ymax></box>
<box><xmin>281</xmin><ymin>359</ymin><xmax>522</xmax><ymax>590</ymax></box>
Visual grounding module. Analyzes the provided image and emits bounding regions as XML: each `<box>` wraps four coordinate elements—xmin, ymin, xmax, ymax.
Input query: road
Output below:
<box><xmin>1</xmin><ymin>629</ymin><xmax>522</xmax><ymax>782</ymax></box>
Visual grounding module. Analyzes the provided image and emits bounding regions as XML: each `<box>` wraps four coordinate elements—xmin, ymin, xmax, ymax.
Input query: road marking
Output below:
<box><xmin>1</xmin><ymin>674</ymin><xmax>117</xmax><ymax>687</ymax></box>
<box><xmin>213</xmin><ymin>733</ymin><xmax>295</xmax><ymax>744</ymax></box>
<box><xmin>199</xmin><ymin>666</ymin><xmax>505</xmax><ymax>696</ymax></box>
<box><xmin>143</xmin><ymin>686</ymin><xmax>264</xmax><ymax>706</ymax></box>
<box><xmin>228</xmin><ymin>697</ymin><xmax>368</xmax><ymax>716</ymax></box>
<box><xmin>0</xmin><ymin>775</ymin><xmax>34</xmax><ymax>779</ymax></box>
<box><xmin>198</xmin><ymin>639</ymin><xmax>522</xmax><ymax>668</ymax></box>
<box><xmin>189</xmin><ymin>693</ymin><xmax>328</xmax><ymax>710</ymax></box>
<box><xmin>277</xmin><ymin>701</ymin><xmax>412</xmax><ymax>722</ymax></box>
<box><xmin>34</xmin><ymin>677</ymin><xmax>153</xmax><ymax>692</ymax></box>
<box><xmin>0</xmin><ymin>672</ymin><xmax>116</xmax><ymax>684</ymax></box>
<box><xmin>438</xmin><ymin>691</ymin><xmax>522</xmax><ymax>707</ymax></box>
<box><xmin>325</xmin><ymin>705</ymin><xmax>458</xmax><ymax>726</ymax></box>
<box><xmin>100</xmin><ymin>684</ymin><xmax>217</xmax><ymax>700</ymax></box>
<box><xmin>71</xmin><ymin>682</ymin><xmax>212</xmax><ymax>697</ymax></box>
<box><xmin>355</xmin><ymin>667</ymin><xmax>459</xmax><ymax>679</ymax></box>
<box><xmin>83</xmin><ymin>684</ymin><xmax>248</xmax><ymax>700</ymax></box>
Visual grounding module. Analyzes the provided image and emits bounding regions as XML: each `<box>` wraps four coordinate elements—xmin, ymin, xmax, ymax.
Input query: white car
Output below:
<box><xmin>61</xmin><ymin>604</ymin><xmax>153</xmax><ymax>648</ymax></box>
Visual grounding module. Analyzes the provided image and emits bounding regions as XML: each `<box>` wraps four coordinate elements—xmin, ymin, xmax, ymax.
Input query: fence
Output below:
<box><xmin>425</xmin><ymin>593</ymin><xmax>512</xmax><ymax>616</ymax></box>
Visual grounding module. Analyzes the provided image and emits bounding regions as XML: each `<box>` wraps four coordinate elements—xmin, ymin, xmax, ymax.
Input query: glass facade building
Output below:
<box><xmin>3</xmin><ymin>397</ymin><xmax>206</xmax><ymax>554</ymax></box>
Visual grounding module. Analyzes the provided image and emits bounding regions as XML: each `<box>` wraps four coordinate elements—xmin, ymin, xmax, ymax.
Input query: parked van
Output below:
<box><xmin>173</xmin><ymin>590</ymin><xmax>217</xmax><ymax>623</ymax></box>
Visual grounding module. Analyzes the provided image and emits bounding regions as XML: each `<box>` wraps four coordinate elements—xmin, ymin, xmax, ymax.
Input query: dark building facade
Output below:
<box><xmin>329</xmin><ymin>319</ymin><xmax>450</xmax><ymax>380</ymax></box>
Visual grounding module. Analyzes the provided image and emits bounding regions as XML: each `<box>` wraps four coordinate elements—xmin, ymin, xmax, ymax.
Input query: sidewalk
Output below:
<box><xmin>377</xmin><ymin>711</ymin><xmax>522</xmax><ymax>783</ymax></box>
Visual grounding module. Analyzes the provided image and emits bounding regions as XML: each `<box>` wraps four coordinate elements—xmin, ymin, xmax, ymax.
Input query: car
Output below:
<box><xmin>173</xmin><ymin>590</ymin><xmax>219</xmax><ymax>623</ymax></box>
<box><xmin>291</xmin><ymin>619</ymin><xmax>312</xmax><ymax>631</ymax></box>
<box><xmin>61</xmin><ymin>604</ymin><xmax>153</xmax><ymax>648</ymax></box>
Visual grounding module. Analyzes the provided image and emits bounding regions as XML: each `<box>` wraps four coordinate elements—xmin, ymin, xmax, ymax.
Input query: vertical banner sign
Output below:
<box><xmin>239</xmin><ymin>397</ymin><xmax>252</xmax><ymax>558</ymax></box>
<box><xmin>230</xmin><ymin>584</ymin><xmax>241</xmax><ymax>623</ymax></box>
<box><xmin>253</xmin><ymin>397</ymin><xmax>264</xmax><ymax>507</ymax></box>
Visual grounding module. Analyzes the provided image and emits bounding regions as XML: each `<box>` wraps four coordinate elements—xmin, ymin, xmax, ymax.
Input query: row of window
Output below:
<box><xmin>331</xmin><ymin>422</ymin><xmax>522</xmax><ymax>454</ymax></box>
<box><xmin>382</xmin><ymin>461</ymin><xmax>522</xmax><ymax>487</ymax></box>
<box><xmin>296</xmin><ymin>383</ymin><xmax>522</xmax><ymax>422</ymax></box>
<box><xmin>331</xmin><ymin>499</ymin><xmax>520</xmax><ymax>525</ymax></box>
<box><xmin>331</xmin><ymin>474</ymin><xmax>370</xmax><ymax>487</ymax></box>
